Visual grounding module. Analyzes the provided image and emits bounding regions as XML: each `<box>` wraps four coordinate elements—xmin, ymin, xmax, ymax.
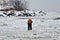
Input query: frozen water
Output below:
<box><xmin>0</xmin><ymin>17</ymin><xmax>60</xmax><ymax>40</ymax></box>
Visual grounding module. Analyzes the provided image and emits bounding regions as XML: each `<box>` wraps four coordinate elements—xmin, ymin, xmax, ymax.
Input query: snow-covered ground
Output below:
<box><xmin>0</xmin><ymin>16</ymin><xmax>60</xmax><ymax>40</ymax></box>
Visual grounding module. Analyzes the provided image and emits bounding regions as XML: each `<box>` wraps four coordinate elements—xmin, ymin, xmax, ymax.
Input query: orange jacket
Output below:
<box><xmin>27</xmin><ymin>19</ymin><xmax>32</xmax><ymax>23</ymax></box>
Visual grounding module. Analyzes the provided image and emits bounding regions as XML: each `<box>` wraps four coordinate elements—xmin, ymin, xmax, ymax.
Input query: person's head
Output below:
<box><xmin>28</xmin><ymin>18</ymin><xmax>31</xmax><ymax>20</ymax></box>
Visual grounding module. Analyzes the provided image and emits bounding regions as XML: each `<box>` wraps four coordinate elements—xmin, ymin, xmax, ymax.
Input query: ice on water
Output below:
<box><xmin>0</xmin><ymin>16</ymin><xmax>60</xmax><ymax>40</ymax></box>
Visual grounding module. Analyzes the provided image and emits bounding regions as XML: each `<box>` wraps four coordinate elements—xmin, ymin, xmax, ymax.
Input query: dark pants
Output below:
<box><xmin>28</xmin><ymin>23</ymin><xmax>32</xmax><ymax>30</ymax></box>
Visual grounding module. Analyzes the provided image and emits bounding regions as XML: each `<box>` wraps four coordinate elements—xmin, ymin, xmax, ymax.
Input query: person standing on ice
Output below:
<box><xmin>27</xmin><ymin>18</ymin><xmax>33</xmax><ymax>30</ymax></box>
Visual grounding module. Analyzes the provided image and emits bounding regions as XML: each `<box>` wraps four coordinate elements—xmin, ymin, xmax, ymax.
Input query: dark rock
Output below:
<box><xmin>54</xmin><ymin>17</ymin><xmax>60</xmax><ymax>20</ymax></box>
<box><xmin>33</xmin><ymin>33</ymin><xmax>37</xmax><ymax>35</ymax></box>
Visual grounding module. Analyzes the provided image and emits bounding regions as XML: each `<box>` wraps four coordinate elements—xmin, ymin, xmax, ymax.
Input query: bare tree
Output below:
<box><xmin>0</xmin><ymin>0</ymin><xmax>7</xmax><ymax>6</ymax></box>
<box><xmin>9</xmin><ymin>0</ymin><xmax>28</xmax><ymax>10</ymax></box>
<box><xmin>0</xmin><ymin>0</ymin><xmax>28</xmax><ymax>10</ymax></box>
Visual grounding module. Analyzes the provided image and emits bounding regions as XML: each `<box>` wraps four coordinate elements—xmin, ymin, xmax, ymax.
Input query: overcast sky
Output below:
<box><xmin>26</xmin><ymin>0</ymin><xmax>60</xmax><ymax>12</ymax></box>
